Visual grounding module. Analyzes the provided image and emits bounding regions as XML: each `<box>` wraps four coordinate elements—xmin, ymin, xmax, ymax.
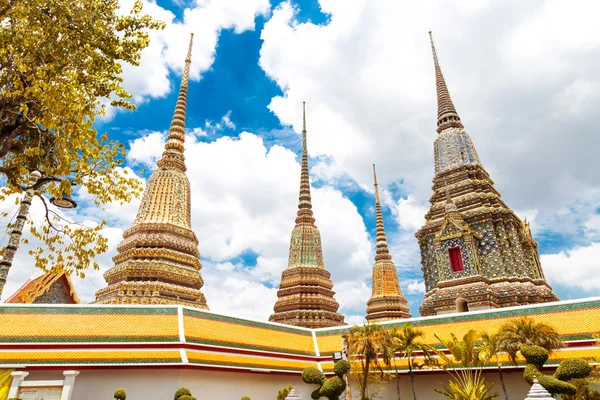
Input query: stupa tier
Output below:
<box><xmin>95</xmin><ymin>34</ymin><xmax>208</xmax><ymax>308</ymax></box>
<box><xmin>415</xmin><ymin>32</ymin><xmax>559</xmax><ymax>316</ymax></box>
<box><xmin>269</xmin><ymin>103</ymin><xmax>345</xmax><ymax>328</ymax></box>
<box><xmin>366</xmin><ymin>165</ymin><xmax>411</xmax><ymax>321</ymax></box>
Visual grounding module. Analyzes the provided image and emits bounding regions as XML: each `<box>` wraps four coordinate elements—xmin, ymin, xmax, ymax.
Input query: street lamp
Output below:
<box><xmin>0</xmin><ymin>171</ymin><xmax>77</xmax><ymax>297</ymax></box>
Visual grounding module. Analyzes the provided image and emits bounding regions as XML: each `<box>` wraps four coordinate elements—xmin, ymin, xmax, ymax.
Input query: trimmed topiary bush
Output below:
<box><xmin>302</xmin><ymin>360</ymin><xmax>350</xmax><ymax>400</ymax></box>
<box><xmin>114</xmin><ymin>388</ymin><xmax>126</xmax><ymax>400</ymax></box>
<box><xmin>241</xmin><ymin>397</ymin><xmax>251</xmax><ymax>400</ymax></box>
<box><xmin>178</xmin><ymin>396</ymin><xmax>195</xmax><ymax>400</ymax></box>
<box><xmin>174</xmin><ymin>387</ymin><xmax>193</xmax><ymax>400</ymax></box>
<box><xmin>520</xmin><ymin>345</ymin><xmax>592</xmax><ymax>396</ymax></box>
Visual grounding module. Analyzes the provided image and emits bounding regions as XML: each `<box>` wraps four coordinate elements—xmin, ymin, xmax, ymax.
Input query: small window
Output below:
<box><xmin>448</xmin><ymin>246</ymin><xmax>464</xmax><ymax>273</ymax></box>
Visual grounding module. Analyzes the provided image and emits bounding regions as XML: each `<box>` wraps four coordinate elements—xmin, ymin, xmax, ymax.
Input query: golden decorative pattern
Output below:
<box><xmin>94</xmin><ymin>34</ymin><xmax>208</xmax><ymax>309</ymax></box>
<box><xmin>366</xmin><ymin>165</ymin><xmax>411</xmax><ymax>321</ymax></box>
<box><xmin>416</xmin><ymin>34</ymin><xmax>559</xmax><ymax>316</ymax></box>
<box><xmin>270</xmin><ymin>103</ymin><xmax>344</xmax><ymax>328</ymax></box>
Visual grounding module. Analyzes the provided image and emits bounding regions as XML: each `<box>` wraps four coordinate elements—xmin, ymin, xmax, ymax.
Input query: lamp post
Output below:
<box><xmin>0</xmin><ymin>170</ymin><xmax>77</xmax><ymax>297</ymax></box>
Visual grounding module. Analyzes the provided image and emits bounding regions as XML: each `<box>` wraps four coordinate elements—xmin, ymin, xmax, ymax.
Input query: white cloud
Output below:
<box><xmin>111</xmin><ymin>0</ymin><xmax>271</xmax><ymax>112</ymax></box>
<box><xmin>406</xmin><ymin>280</ymin><xmax>426</xmax><ymax>295</ymax></box>
<box><xmin>258</xmin><ymin>0</ymin><xmax>600</xmax><ymax>239</ymax></box>
<box><xmin>541</xmin><ymin>242</ymin><xmax>600</xmax><ymax>292</ymax></box>
<box><xmin>389</xmin><ymin>195</ymin><xmax>427</xmax><ymax>233</ymax></box>
<box><xmin>126</xmin><ymin>131</ymin><xmax>166</xmax><ymax>169</ymax></box>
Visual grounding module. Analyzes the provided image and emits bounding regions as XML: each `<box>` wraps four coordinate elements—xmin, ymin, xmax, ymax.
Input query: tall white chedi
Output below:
<box><xmin>285</xmin><ymin>388</ymin><xmax>301</xmax><ymax>400</ymax></box>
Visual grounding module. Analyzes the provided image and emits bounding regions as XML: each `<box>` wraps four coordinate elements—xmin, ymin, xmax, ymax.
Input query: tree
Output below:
<box><xmin>347</xmin><ymin>323</ymin><xmax>391</xmax><ymax>400</ymax></box>
<box><xmin>479</xmin><ymin>332</ymin><xmax>509</xmax><ymax>400</ymax></box>
<box><xmin>277</xmin><ymin>385</ymin><xmax>292</xmax><ymax>400</ymax></box>
<box><xmin>497</xmin><ymin>316</ymin><xmax>565</xmax><ymax>364</ymax></box>
<box><xmin>432</xmin><ymin>330</ymin><xmax>498</xmax><ymax>400</ymax></box>
<box><xmin>390</xmin><ymin>324</ymin><xmax>432</xmax><ymax>400</ymax></box>
<box><xmin>0</xmin><ymin>0</ymin><xmax>164</xmax><ymax>279</ymax></box>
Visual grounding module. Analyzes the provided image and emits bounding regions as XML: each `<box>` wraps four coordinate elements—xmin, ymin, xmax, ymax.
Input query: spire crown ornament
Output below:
<box><xmin>428</xmin><ymin>31</ymin><xmax>464</xmax><ymax>133</ymax></box>
<box><xmin>296</xmin><ymin>101</ymin><xmax>315</xmax><ymax>225</ymax></box>
<box><xmin>524</xmin><ymin>377</ymin><xmax>554</xmax><ymax>400</ymax></box>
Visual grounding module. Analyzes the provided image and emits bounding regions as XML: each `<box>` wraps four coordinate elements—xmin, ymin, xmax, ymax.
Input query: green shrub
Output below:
<box><xmin>178</xmin><ymin>396</ymin><xmax>195</xmax><ymax>400</ymax></box>
<box><xmin>302</xmin><ymin>361</ymin><xmax>348</xmax><ymax>400</ymax></box>
<box><xmin>241</xmin><ymin>397</ymin><xmax>251</xmax><ymax>400</ymax></box>
<box><xmin>333</xmin><ymin>360</ymin><xmax>350</xmax><ymax>376</ymax></box>
<box><xmin>555</xmin><ymin>358</ymin><xmax>592</xmax><ymax>381</ymax></box>
<box><xmin>174</xmin><ymin>387</ymin><xmax>192</xmax><ymax>400</ymax></box>
<box><xmin>114</xmin><ymin>388</ymin><xmax>126</xmax><ymax>400</ymax></box>
<box><xmin>302</xmin><ymin>367</ymin><xmax>325</xmax><ymax>385</ymax></box>
<box><xmin>277</xmin><ymin>386</ymin><xmax>292</xmax><ymax>400</ymax></box>
<box><xmin>521</xmin><ymin>345</ymin><xmax>549</xmax><ymax>367</ymax></box>
<box><xmin>520</xmin><ymin>345</ymin><xmax>591</xmax><ymax>396</ymax></box>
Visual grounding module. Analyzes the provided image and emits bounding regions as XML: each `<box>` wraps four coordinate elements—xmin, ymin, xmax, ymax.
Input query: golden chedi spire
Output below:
<box><xmin>429</xmin><ymin>31</ymin><xmax>464</xmax><ymax>134</ymax></box>
<box><xmin>366</xmin><ymin>165</ymin><xmax>411</xmax><ymax>321</ymax></box>
<box><xmin>416</xmin><ymin>32</ymin><xmax>558</xmax><ymax>316</ymax></box>
<box><xmin>95</xmin><ymin>34</ymin><xmax>208</xmax><ymax>308</ymax></box>
<box><xmin>269</xmin><ymin>102</ymin><xmax>345</xmax><ymax>328</ymax></box>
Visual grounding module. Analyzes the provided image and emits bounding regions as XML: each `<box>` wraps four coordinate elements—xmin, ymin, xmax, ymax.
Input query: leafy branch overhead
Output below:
<box><xmin>0</xmin><ymin>0</ymin><xmax>164</xmax><ymax>275</ymax></box>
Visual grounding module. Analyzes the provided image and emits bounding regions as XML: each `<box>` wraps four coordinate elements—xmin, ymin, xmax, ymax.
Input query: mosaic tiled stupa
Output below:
<box><xmin>366</xmin><ymin>165</ymin><xmax>411</xmax><ymax>321</ymax></box>
<box><xmin>416</xmin><ymin>33</ymin><xmax>559</xmax><ymax>316</ymax></box>
<box><xmin>269</xmin><ymin>103</ymin><xmax>345</xmax><ymax>328</ymax></box>
<box><xmin>95</xmin><ymin>34</ymin><xmax>208</xmax><ymax>308</ymax></box>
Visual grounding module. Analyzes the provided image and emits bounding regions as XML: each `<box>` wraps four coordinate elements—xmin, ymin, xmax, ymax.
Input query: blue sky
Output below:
<box><xmin>2</xmin><ymin>0</ymin><xmax>600</xmax><ymax>323</ymax></box>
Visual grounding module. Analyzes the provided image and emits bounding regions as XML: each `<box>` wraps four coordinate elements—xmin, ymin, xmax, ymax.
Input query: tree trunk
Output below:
<box><xmin>408</xmin><ymin>355</ymin><xmax>417</xmax><ymax>400</ymax></box>
<box><xmin>396</xmin><ymin>371</ymin><xmax>401</xmax><ymax>400</ymax></box>
<box><xmin>0</xmin><ymin>171</ymin><xmax>40</xmax><ymax>297</ymax></box>
<box><xmin>361</xmin><ymin>356</ymin><xmax>370</xmax><ymax>400</ymax></box>
<box><xmin>497</xmin><ymin>362</ymin><xmax>509</xmax><ymax>400</ymax></box>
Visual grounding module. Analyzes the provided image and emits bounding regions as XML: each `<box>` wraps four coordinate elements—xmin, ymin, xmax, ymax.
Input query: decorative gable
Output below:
<box><xmin>5</xmin><ymin>271</ymin><xmax>79</xmax><ymax>304</ymax></box>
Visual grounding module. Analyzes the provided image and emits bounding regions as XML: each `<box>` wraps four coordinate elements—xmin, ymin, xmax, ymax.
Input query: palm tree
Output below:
<box><xmin>347</xmin><ymin>322</ymin><xmax>391</xmax><ymax>400</ymax></box>
<box><xmin>479</xmin><ymin>331</ymin><xmax>509</xmax><ymax>400</ymax></box>
<box><xmin>390</xmin><ymin>324</ymin><xmax>432</xmax><ymax>400</ymax></box>
<box><xmin>433</xmin><ymin>330</ymin><xmax>498</xmax><ymax>400</ymax></box>
<box><xmin>497</xmin><ymin>316</ymin><xmax>565</xmax><ymax>364</ymax></box>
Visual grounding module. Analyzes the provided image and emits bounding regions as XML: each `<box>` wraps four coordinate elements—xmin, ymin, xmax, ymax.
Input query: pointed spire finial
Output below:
<box><xmin>373</xmin><ymin>164</ymin><xmax>391</xmax><ymax>261</ymax></box>
<box><xmin>296</xmin><ymin>102</ymin><xmax>315</xmax><ymax>225</ymax></box>
<box><xmin>373</xmin><ymin>164</ymin><xmax>380</xmax><ymax>204</ymax></box>
<box><xmin>428</xmin><ymin>31</ymin><xmax>464</xmax><ymax>133</ymax></box>
<box><xmin>157</xmin><ymin>33</ymin><xmax>194</xmax><ymax>172</ymax></box>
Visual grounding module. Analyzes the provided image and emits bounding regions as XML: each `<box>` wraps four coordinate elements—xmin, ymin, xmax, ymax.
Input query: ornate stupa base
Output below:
<box><xmin>95</xmin><ymin>281</ymin><xmax>208</xmax><ymax>309</ymax></box>
<box><xmin>269</xmin><ymin>310</ymin><xmax>345</xmax><ymax>329</ymax></box>
<box><xmin>419</xmin><ymin>275</ymin><xmax>560</xmax><ymax>316</ymax></box>
<box><xmin>366</xmin><ymin>296</ymin><xmax>411</xmax><ymax>322</ymax></box>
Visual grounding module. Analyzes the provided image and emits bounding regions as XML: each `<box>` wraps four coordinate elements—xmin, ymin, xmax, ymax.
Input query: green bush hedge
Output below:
<box><xmin>114</xmin><ymin>388</ymin><xmax>126</xmax><ymax>400</ymax></box>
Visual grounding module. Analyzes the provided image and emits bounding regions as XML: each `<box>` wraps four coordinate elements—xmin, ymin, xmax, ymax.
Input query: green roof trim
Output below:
<box><xmin>0</xmin><ymin>306</ymin><xmax>178</xmax><ymax>315</ymax></box>
<box><xmin>183</xmin><ymin>309</ymin><xmax>312</xmax><ymax>336</ymax></box>
<box><xmin>0</xmin><ymin>336</ymin><xmax>180</xmax><ymax>344</ymax></box>
<box><xmin>0</xmin><ymin>358</ymin><xmax>181</xmax><ymax>365</ymax></box>
<box><xmin>185</xmin><ymin>337</ymin><xmax>315</xmax><ymax>356</ymax></box>
<box><xmin>187</xmin><ymin>359</ymin><xmax>304</xmax><ymax>372</ymax></box>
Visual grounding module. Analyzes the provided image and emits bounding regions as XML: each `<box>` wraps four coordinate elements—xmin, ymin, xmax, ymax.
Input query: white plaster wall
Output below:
<box><xmin>23</xmin><ymin>367</ymin><xmax>589</xmax><ymax>400</ymax></box>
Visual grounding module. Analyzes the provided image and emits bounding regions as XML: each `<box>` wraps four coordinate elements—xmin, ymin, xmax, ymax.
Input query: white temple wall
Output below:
<box><xmin>22</xmin><ymin>367</ymin><xmax>581</xmax><ymax>400</ymax></box>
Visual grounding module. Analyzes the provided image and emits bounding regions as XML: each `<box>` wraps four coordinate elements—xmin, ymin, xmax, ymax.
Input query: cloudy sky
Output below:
<box><xmin>2</xmin><ymin>0</ymin><xmax>600</xmax><ymax>324</ymax></box>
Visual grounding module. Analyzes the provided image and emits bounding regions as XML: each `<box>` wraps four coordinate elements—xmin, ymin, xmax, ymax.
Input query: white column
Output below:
<box><xmin>7</xmin><ymin>371</ymin><xmax>29</xmax><ymax>398</ymax></box>
<box><xmin>60</xmin><ymin>370</ymin><xmax>80</xmax><ymax>400</ymax></box>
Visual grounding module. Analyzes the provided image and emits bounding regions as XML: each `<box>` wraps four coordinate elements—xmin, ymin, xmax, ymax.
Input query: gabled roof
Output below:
<box><xmin>5</xmin><ymin>270</ymin><xmax>79</xmax><ymax>304</ymax></box>
<box><xmin>0</xmin><ymin>298</ymin><xmax>598</xmax><ymax>374</ymax></box>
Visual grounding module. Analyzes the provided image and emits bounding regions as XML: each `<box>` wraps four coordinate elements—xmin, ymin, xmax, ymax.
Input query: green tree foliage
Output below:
<box><xmin>174</xmin><ymin>387</ymin><xmax>192</xmax><ymax>400</ymax></box>
<box><xmin>113</xmin><ymin>388</ymin><xmax>126</xmax><ymax>400</ymax></box>
<box><xmin>0</xmin><ymin>0</ymin><xmax>164</xmax><ymax>277</ymax></box>
<box><xmin>301</xmin><ymin>360</ymin><xmax>350</xmax><ymax>400</ymax></box>
<box><xmin>497</xmin><ymin>316</ymin><xmax>565</xmax><ymax>364</ymax></box>
<box><xmin>347</xmin><ymin>323</ymin><xmax>392</xmax><ymax>400</ymax></box>
<box><xmin>390</xmin><ymin>323</ymin><xmax>432</xmax><ymax>400</ymax></box>
<box><xmin>521</xmin><ymin>345</ymin><xmax>591</xmax><ymax>396</ymax></box>
<box><xmin>277</xmin><ymin>386</ymin><xmax>292</xmax><ymax>400</ymax></box>
<box><xmin>432</xmin><ymin>330</ymin><xmax>498</xmax><ymax>400</ymax></box>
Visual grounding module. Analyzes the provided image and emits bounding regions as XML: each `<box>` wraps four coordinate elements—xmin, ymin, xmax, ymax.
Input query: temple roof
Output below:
<box><xmin>0</xmin><ymin>298</ymin><xmax>598</xmax><ymax>373</ymax></box>
<box><xmin>5</xmin><ymin>270</ymin><xmax>78</xmax><ymax>304</ymax></box>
